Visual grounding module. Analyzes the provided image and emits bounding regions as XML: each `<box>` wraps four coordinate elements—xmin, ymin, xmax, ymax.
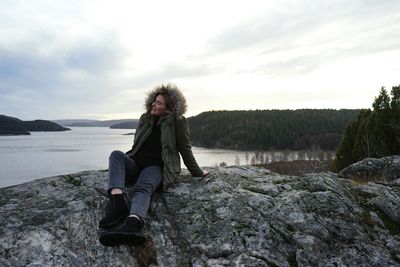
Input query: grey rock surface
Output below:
<box><xmin>1</xmin><ymin>165</ymin><xmax>400</xmax><ymax>266</ymax></box>
<box><xmin>338</xmin><ymin>155</ymin><xmax>400</xmax><ymax>182</ymax></box>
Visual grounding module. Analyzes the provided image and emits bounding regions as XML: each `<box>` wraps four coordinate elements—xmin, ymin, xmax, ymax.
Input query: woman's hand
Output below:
<box><xmin>203</xmin><ymin>170</ymin><xmax>210</xmax><ymax>177</ymax></box>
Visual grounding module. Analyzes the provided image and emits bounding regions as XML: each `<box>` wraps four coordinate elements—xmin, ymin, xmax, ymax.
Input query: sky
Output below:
<box><xmin>0</xmin><ymin>0</ymin><xmax>399</xmax><ymax>120</ymax></box>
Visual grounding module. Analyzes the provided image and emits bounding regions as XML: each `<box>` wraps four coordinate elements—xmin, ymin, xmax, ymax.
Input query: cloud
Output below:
<box><xmin>125</xmin><ymin>62</ymin><xmax>214</xmax><ymax>89</ymax></box>
<box><xmin>0</xmin><ymin>29</ymin><xmax>133</xmax><ymax>119</ymax></box>
<box><xmin>64</xmin><ymin>34</ymin><xmax>126</xmax><ymax>74</ymax></box>
<box><xmin>203</xmin><ymin>0</ymin><xmax>400</xmax><ymax>77</ymax></box>
<box><xmin>0</xmin><ymin>47</ymin><xmax>63</xmax><ymax>95</ymax></box>
<box><xmin>207</xmin><ymin>1</ymin><xmax>333</xmax><ymax>54</ymax></box>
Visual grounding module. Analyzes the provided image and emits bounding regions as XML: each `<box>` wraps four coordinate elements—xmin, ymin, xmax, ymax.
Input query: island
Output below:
<box><xmin>0</xmin><ymin>115</ymin><xmax>70</xmax><ymax>136</ymax></box>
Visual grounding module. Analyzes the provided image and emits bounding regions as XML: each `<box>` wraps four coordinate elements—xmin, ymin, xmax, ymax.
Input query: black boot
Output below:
<box><xmin>99</xmin><ymin>216</ymin><xmax>146</xmax><ymax>247</ymax></box>
<box><xmin>98</xmin><ymin>194</ymin><xmax>129</xmax><ymax>229</ymax></box>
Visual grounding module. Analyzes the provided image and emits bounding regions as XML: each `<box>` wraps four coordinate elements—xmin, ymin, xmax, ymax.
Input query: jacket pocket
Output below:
<box><xmin>167</xmin><ymin>153</ymin><xmax>181</xmax><ymax>173</ymax></box>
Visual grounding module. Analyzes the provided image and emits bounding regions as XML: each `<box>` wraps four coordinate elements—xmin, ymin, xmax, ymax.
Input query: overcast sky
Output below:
<box><xmin>1</xmin><ymin>0</ymin><xmax>399</xmax><ymax>120</ymax></box>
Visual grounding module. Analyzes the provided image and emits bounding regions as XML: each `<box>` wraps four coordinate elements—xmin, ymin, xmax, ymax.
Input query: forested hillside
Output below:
<box><xmin>187</xmin><ymin>109</ymin><xmax>361</xmax><ymax>150</ymax></box>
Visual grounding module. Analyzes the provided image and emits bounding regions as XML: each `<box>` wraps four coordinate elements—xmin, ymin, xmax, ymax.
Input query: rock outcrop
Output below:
<box><xmin>338</xmin><ymin>155</ymin><xmax>400</xmax><ymax>182</ymax></box>
<box><xmin>1</xmin><ymin>164</ymin><xmax>400</xmax><ymax>266</ymax></box>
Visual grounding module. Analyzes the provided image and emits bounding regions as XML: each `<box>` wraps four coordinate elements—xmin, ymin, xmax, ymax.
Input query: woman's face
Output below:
<box><xmin>151</xmin><ymin>94</ymin><xmax>168</xmax><ymax>116</ymax></box>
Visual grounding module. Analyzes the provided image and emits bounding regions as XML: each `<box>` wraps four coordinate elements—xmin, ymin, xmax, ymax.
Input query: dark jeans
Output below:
<box><xmin>107</xmin><ymin>150</ymin><xmax>162</xmax><ymax>220</ymax></box>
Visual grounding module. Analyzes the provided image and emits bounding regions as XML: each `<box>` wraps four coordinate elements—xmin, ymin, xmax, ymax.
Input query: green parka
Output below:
<box><xmin>126</xmin><ymin>86</ymin><xmax>203</xmax><ymax>190</ymax></box>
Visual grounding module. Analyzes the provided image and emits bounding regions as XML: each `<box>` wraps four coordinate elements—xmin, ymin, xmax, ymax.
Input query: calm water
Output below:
<box><xmin>0</xmin><ymin>127</ymin><xmax>253</xmax><ymax>188</ymax></box>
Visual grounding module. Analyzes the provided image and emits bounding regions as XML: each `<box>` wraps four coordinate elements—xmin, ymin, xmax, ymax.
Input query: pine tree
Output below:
<box><xmin>332</xmin><ymin>120</ymin><xmax>358</xmax><ymax>171</ymax></box>
<box><xmin>390</xmin><ymin>85</ymin><xmax>400</xmax><ymax>110</ymax></box>
<box><xmin>389</xmin><ymin>85</ymin><xmax>400</xmax><ymax>153</ymax></box>
<box><xmin>372</xmin><ymin>87</ymin><xmax>390</xmax><ymax>111</ymax></box>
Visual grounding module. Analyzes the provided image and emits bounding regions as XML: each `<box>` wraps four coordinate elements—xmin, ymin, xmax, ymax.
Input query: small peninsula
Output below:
<box><xmin>0</xmin><ymin>115</ymin><xmax>70</xmax><ymax>136</ymax></box>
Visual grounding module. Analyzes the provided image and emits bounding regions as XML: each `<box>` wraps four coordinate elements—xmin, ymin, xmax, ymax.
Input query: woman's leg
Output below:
<box><xmin>108</xmin><ymin>150</ymin><xmax>139</xmax><ymax>193</ymax></box>
<box><xmin>99</xmin><ymin>165</ymin><xmax>163</xmax><ymax>246</ymax></box>
<box><xmin>99</xmin><ymin>150</ymin><xmax>139</xmax><ymax>229</ymax></box>
<box><xmin>129</xmin><ymin>165</ymin><xmax>163</xmax><ymax>220</ymax></box>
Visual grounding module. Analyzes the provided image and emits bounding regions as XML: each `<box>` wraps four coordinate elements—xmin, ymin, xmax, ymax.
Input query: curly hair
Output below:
<box><xmin>145</xmin><ymin>83</ymin><xmax>188</xmax><ymax>116</ymax></box>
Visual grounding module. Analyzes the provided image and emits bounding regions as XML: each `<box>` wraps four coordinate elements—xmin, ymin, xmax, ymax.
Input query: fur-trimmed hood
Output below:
<box><xmin>144</xmin><ymin>84</ymin><xmax>188</xmax><ymax>116</ymax></box>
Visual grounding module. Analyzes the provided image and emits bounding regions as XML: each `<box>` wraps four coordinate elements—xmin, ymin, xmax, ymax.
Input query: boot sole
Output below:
<box><xmin>99</xmin><ymin>231</ymin><xmax>146</xmax><ymax>247</ymax></box>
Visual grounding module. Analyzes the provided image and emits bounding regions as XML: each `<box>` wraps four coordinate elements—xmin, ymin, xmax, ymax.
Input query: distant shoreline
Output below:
<box><xmin>0</xmin><ymin>131</ymin><xmax>31</xmax><ymax>136</ymax></box>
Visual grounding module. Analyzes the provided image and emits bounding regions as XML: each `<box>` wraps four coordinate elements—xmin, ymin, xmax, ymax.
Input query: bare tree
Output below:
<box><xmin>235</xmin><ymin>155</ymin><xmax>241</xmax><ymax>166</ymax></box>
<box><xmin>282</xmin><ymin>150</ymin><xmax>290</xmax><ymax>162</ymax></box>
<box><xmin>298</xmin><ymin>150</ymin><xmax>306</xmax><ymax>161</ymax></box>
<box><xmin>259</xmin><ymin>153</ymin><xmax>264</xmax><ymax>164</ymax></box>
<box><xmin>265</xmin><ymin>153</ymin><xmax>271</xmax><ymax>163</ymax></box>
<box><xmin>317</xmin><ymin>149</ymin><xmax>325</xmax><ymax>162</ymax></box>
<box><xmin>250</xmin><ymin>156</ymin><xmax>256</xmax><ymax>165</ymax></box>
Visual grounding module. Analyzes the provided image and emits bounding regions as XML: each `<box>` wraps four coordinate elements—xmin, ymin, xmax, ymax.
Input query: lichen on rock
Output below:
<box><xmin>338</xmin><ymin>155</ymin><xmax>400</xmax><ymax>182</ymax></box>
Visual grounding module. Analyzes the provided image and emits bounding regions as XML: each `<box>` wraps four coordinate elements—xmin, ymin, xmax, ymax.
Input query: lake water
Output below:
<box><xmin>0</xmin><ymin>127</ymin><xmax>256</xmax><ymax>188</ymax></box>
<box><xmin>0</xmin><ymin>127</ymin><xmax>335</xmax><ymax>188</ymax></box>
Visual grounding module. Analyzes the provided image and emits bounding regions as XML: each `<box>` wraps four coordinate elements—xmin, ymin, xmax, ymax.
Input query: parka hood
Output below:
<box><xmin>144</xmin><ymin>84</ymin><xmax>188</xmax><ymax>116</ymax></box>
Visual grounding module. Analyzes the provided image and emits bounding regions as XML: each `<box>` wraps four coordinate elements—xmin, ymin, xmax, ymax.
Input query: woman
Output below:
<box><xmin>99</xmin><ymin>83</ymin><xmax>208</xmax><ymax>247</ymax></box>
